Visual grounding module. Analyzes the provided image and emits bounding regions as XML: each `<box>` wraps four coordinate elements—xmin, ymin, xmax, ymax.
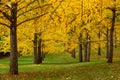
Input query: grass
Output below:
<box><xmin>1</xmin><ymin>62</ymin><xmax>120</xmax><ymax>80</ymax></box>
<box><xmin>0</xmin><ymin>47</ymin><xmax>120</xmax><ymax>80</ymax></box>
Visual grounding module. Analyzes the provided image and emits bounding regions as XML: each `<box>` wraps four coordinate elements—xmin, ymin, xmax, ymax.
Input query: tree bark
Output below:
<box><xmin>114</xmin><ymin>30</ymin><xmax>117</xmax><ymax>48</ymax></box>
<box><xmin>42</xmin><ymin>43</ymin><xmax>45</xmax><ymax>61</ymax></box>
<box><xmin>84</xmin><ymin>41</ymin><xmax>88</xmax><ymax>62</ymax></box>
<box><xmin>84</xmin><ymin>33</ymin><xmax>88</xmax><ymax>62</ymax></box>
<box><xmin>107</xmin><ymin>9</ymin><xmax>116</xmax><ymax>63</ymax></box>
<box><xmin>87</xmin><ymin>36</ymin><xmax>91</xmax><ymax>62</ymax></box>
<box><xmin>33</xmin><ymin>33</ymin><xmax>38</xmax><ymax>64</ymax></box>
<box><xmin>98</xmin><ymin>30</ymin><xmax>101</xmax><ymax>56</ymax></box>
<box><xmin>71</xmin><ymin>48</ymin><xmax>76</xmax><ymax>58</ymax></box>
<box><xmin>106</xmin><ymin>28</ymin><xmax>109</xmax><ymax>59</ymax></box>
<box><xmin>78</xmin><ymin>33</ymin><xmax>83</xmax><ymax>62</ymax></box>
<box><xmin>9</xmin><ymin>3</ymin><xmax>18</xmax><ymax>75</ymax></box>
<box><xmin>37</xmin><ymin>38</ymin><xmax>42</xmax><ymax>64</ymax></box>
<box><xmin>10</xmin><ymin>26</ymin><xmax>18</xmax><ymax>75</ymax></box>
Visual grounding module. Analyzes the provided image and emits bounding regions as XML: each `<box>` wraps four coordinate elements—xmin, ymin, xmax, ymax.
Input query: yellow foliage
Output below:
<box><xmin>0</xmin><ymin>0</ymin><xmax>120</xmax><ymax>55</ymax></box>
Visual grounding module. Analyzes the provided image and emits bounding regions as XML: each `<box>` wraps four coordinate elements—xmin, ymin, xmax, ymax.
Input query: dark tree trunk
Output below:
<box><xmin>42</xmin><ymin>44</ymin><xmax>45</xmax><ymax>61</ymax></box>
<box><xmin>98</xmin><ymin>30</ymin><xmax>101</xmax><ymax>56</ymax></box>
<box><xmin>42</xmin><ymin>51</ymin><xmax>45</xmax><ymax>61</ymax></box>
<box><xmin>106</xmin><ymin>28</ymin><xmax>109</xmax><ymax>59</ymax></box>
<box><xmin>37</xmin><ymin>38</ymin><xmax>42</xmax><ymax>64</ymax></box>
<box><xmin>87</xmin><ymin>36</ymin><xmax>91</xmax><ymax>62</ymax></box>
<box><xmin>71</xmin><ymin>48</ymin><xmax>76</xmax><ymax>58</ymax></box>
<box><xmin>42</xmin><ymin>52</ymin><xmax>47</xmax><ymax>60</ymax></box>
<box><xmin>107</xmin><ymin>9</ymin><xmax>116</xmax><ymax>63</ymax></box>
<box><xmin>79</xmin><ymin>44</ymin><xmax>83</xmax><ymax>62</ymax></box>
<box><xmin>98</xmin><ymin>46</ymin><xmax>101</xmax><ymax>56</ymax></box>
<box><xmin>84</xmin><ymin>32</ymin><xmax>88</xmax><ymax>62</ymax></box>
<box><xmin>10</xmin><ymin>26</ymin><xmax>18</xmax><ymax>75</ymax></box>
<box><xmin>78</xmin><ymin>33</ymin><xmax>83</xmax><ymax>62</ymax></box>
<box><xmin>33</xmin><ymin>33</ymin><xmax>38</xmax><ymax>64</ymax></box>
<box><xmin>84</xmin><ymin>41</ymin><xmax>88</xmax><ymax>62</ymax></box>
<box><xmin>9</xmin><ymin>3</ymin><xmax>18</xmax><ymax>75</ymax></box>
<box><xmin>114</xmin><ymin>30</ymin><xmax>117</xmax><ymax>48</ymax></box>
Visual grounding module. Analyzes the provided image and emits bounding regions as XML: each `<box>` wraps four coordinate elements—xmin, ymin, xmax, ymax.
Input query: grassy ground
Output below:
<box><xmin>0</xmin><ymin>47</ymin><xmax>120</xmax><ymax>80</ymax></box>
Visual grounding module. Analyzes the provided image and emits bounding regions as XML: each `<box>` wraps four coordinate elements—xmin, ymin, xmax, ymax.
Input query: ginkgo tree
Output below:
<box><xmin>0</xmin><ymin>0</ymin><xmax>50</xmax><ymax>75</ymax></box>
<box><xmin>0</xmin><ymin>0</ymin><xmax>120</xmax><ymax>75</ymax></box>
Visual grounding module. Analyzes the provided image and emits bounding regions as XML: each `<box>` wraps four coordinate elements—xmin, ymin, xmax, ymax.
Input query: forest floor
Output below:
<box><xmin>0</xmin><ymin>47</ymin><xmax>120</xmax><ymax>80</ymax></box>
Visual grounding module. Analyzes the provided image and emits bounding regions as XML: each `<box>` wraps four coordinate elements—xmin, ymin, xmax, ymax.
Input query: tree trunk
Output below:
<box><xmin>33</xmin><ymin>33</ymin><xmax>38</xmax><ymax>64</ymax></box>
<box><xmin>98</xmin><ymin>30</ymin><xmax>101</xmax><ymax>56</ymax></box>
<box><xmin>42</xmin><ymin>44</ymin><xmax>45</xmax><ymax>61</ymax></box>
<box><xmin>87</xmin><ymin>36</ymin><xmax>91</xmax><ymax>62</ymax></box>
<box><xmin>78</xmin><ymin>33</ymin><xmax>83</xmax><ymax>62</ymax></box>
<box><xmin>71</xmin><ymin>48</ymin><xmax>76</xmax><ymax>58</ymax></box>
<box><xmin>84</xmin><ymin>34</ymin><xmax>88</xmax><ymax>62</ymax></box>
<box><xmin>79</xmin><ymin>44</ymin><xmax>83</xmax><ymax>62</ymax></box>
<box><xmin>114</xmin><ymin>30</ymin><xmax>117</xmax><ymax>48</ymax></box>
<box><xmin>10</xmin><ymin>26</ymin><xmax>18</xmax><ymax>75</ymax></box>
<box><xmin>107</xmin><ymin>9</ymin><xmax>116</xmax><ymax>63</ymax></box>
<box><xmin>37</xmin><ymin>38</ymin><xmax>42</xmax><ymax>64</ymax></box>
<box><xmin>106</xmin><ymin>28</ymin><xmax>109</xmax><ymax>59</ymax></box>
<box><xmin>84</xmin><ymin>41</ymin><xmax>88</xmax><ymax>62</ymax></box>
<box><xmin>9</xmin><ymin>3</ymin><xmax>18</xmax><ymax>75</ymax></box>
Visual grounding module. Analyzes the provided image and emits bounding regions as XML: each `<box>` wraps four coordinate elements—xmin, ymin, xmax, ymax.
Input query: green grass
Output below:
<box><xmin>1</xmin><ymin>62</ymin><xmax>120</xmax><ymax>80</ymax></box>
<box><xmin>0</xmin><ymin>47</ymin><xmax>120</xmax><ymax>80</ymax></box>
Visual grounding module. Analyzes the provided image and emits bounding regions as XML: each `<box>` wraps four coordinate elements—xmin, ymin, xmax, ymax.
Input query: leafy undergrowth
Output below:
<box><xmin>1</xmin><ymin>62</ymin><xmax>120</xmax><ymax>80</ymax></box>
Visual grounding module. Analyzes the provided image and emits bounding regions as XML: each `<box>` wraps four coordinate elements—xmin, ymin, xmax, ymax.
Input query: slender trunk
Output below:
<box><xmin>41</xmin><ymin>49</ymin><xmax>44</xmax><ymax>61</ymax></box>
<box><xmin>78</xmin><ymin>33</ymin><xmax>83</xmax><ymax>62</ymax></box>
<box><xmin>98</xmin><ymin>46</ymin><xmax>101</xmax><ymax>56</ymax></box>
<box><xmin>107</xmin><ymin>9</ymin><xmax>116</xmax><ymax>63</ymax></box>
<box><xmin>37</xmin><ymin>38</ymin><xmax>42</xmax><ymax>64</ymax></box>
<box><xmin>9</xmin><ymin>3</ymin><xmax>18</xmax><ymax>75</ymax></box>
<box><xmin>84</xmin><ymin>32</ymin><xmax>88</xmax><ymax>62</ymax></box>
<box><xmin>78</xmin><ymin>0</ymin><xmax>83</xmax><ymax>62</ymax></box>
<box><xmin>98</xmin><ymin>30</ymin><xmax>101</xmax><ymax>56</ymax></box>
<box><xmin>33</xmin><ymin>33</ymin><xmax>38</xmax><ymax>64</ymax></box>
<box><xmin>114</xmin><ymin>30</ymin><xmax>117</xmax><ymax>48</ymax></box>
<box><xmin>79</xmin><ymin>43</ymin><xmax>83</xmax><ymax>62</ymax></box>
<box><xmin>84</xmin><ymin>41</ymin><xmax>87</xmax><ymax>62</ymax></box>
<box><xmin>42</xmin><ymin>44</ymin><xmax>45</xmax><ymax>61</ymax></box>
<box><xmin>106</xmin><ymin>28</ymin><xmax>109</xmax><ymax>58</ymax></box>
<box><xmin>87</xmin><ymin>36</ymin><xmax>91</xmax><ymax>62</ymax></box>
<box><xmin>71</xmin><ymin>49</ymin><xmax>76</xmax><ymax>58</ymax></box>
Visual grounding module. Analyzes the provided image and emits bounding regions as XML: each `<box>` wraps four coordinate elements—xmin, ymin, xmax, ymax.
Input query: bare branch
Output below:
<box><xmin>0</xmin><ymin>22</ymin><xmax>10</xmax><ymax>28</ymax></box>
<box><xmin>17</xmin><ymin>12</ymin><xmax>48</xmax><ymax>27</ymax></box>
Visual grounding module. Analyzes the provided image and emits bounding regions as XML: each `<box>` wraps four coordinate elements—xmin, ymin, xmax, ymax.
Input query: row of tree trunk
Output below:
<box><xmin>71</xmin><ymin>25</ymin><xmax>117</xmax><ymax>63</ymax></box>
<box><xmin>33</xmin><ymin>33</ymin><xmax>46</xmax><ymax>64</ymax></box>
<box><xmin>71</xmin><ymin>31</ymin><xmax>91</xmax><ymax>62</ymax></box>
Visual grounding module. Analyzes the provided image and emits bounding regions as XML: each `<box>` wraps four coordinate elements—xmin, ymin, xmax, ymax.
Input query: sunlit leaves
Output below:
<box><xmin>0</xmin><ymin>0</ymin><xmax>120</xmax><ymax>55</ymax></box>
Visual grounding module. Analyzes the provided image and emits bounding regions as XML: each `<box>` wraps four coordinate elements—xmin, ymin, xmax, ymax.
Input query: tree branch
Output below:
<box><xmin>0</xmin><ymin>22</ymin><xmax>10</xmax><ymax>28</ymax></box>
<box><xmin>17</xmin><ymin>12</ymin><xmax>48</xmax><ymax>26</ymax></box>
<box><xmin>0</xmin><ymin>10</ymin><xmax>11</xmax><ymax>22</ymax></box>
<box><xmin>106</xmin><ymin>7</ymin><xmax>115</xmax><ymax>11</ymax></box>
<box><xmin>17</xmin><ymin>4</ymin><xmax>51</xmax><ymax>17</ymax></box>
<box><xmin>17</xmin><ymin>0</ymin><xmax>37</xmax><ymax>12</ymax></box>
